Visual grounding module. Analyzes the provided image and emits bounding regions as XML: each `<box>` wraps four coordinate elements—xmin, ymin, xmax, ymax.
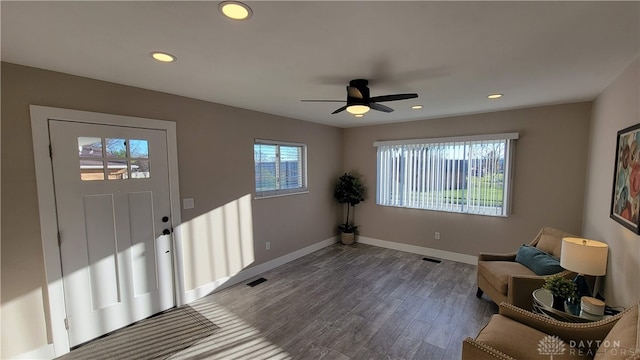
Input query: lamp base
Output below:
<box><xmin>573</xmin><ymin>274</ymin><xmax>592</xmax><ymax>299</ymax></box>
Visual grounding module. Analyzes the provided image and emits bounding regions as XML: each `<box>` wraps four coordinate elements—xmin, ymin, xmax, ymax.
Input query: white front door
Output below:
<box><xmin>49</xmin><ymin>120</ymin><xmax>175</xmax><ymax>347</ymax></box>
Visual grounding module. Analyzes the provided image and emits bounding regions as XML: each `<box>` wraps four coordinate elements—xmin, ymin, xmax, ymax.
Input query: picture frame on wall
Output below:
<box><xmin>611</xmin><ymin>123</ymin><xmax>640</xmax><ymax>234</ymax></box>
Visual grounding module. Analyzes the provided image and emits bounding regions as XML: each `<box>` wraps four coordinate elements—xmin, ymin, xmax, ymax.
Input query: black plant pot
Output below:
<box><xmin>552</xmin><ymin>295</ymin><xmax>566</xmax><ymax>311</ymax></box>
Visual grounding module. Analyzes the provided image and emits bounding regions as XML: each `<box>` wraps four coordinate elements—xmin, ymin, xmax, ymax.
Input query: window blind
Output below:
<box><xmin>375</xmin><ymin>133</ymin><xmax>517</xmax><ymax>216</ymax></box>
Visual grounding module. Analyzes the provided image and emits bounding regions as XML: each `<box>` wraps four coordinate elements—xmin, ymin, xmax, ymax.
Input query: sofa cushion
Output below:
<box><xmin>537</xmin><ymin>232</ymin><xmax>563</xmax><ymax>258</ymax></box>
<box><xmin>515</xmin><ymin>245</ymin><xmax>564</xmax><ymax>276</ymax></box>
<box><xmin>476</xmin><ymin>314</ymin><xmax>591</xmax><ymax>359</ymax></box>
<box><xmin>594</xmin><ymin>305</ymin><xmax>639</xmax><ymax>360</ymax></box>
<box><xmin>478</xmin><ymin>261</ymin><xmax>537</xmax><ymax>295</ymax></box>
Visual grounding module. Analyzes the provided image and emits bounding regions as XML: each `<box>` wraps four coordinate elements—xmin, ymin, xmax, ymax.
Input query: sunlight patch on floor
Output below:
<box><xmin>168</xmin><ymin>299</ymin><xmax>291</xmax><ymax>360</ymax></box>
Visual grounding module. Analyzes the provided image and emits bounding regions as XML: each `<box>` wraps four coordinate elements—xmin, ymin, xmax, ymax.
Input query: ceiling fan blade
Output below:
<box><xmin>370</xmin><ymin>102</ymin><xmax>394</xmax><ymax>113</ymax></box>
<box><xmin>347</xmin><ymin>86</ymin><xmax>364</xmax><ymax>99</ymax></box>
<box><xmin>369</xmin><ymin>93</ymin><xmax>418</xmax><ymax>103</ymax></box>
<box><xmin>300</xmin><ymin>99</ymin><xmax>346</xmax><ymax>102</ymax></box>
<box><xmin>332</xmin><ymin>105</ymin><xmax>348</xmax><ymax>114</ymax></box>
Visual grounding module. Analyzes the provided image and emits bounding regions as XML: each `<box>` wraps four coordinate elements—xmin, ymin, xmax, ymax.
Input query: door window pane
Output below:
<box><xmin>80</xmin><ymin>159</ymin><xmax>105</xmax><ymax>181</ymax></box>
<box><xmin>107</xmin><ymin>160</ymin><xmax>129</xmax><ymax>180</ymax></box>
<box><xmin>106</xmin><ymin>138</ymin><xmax>127</xmax><ymax>158</ymax></box>
<box><xmin>129</xmin><ymin>139</ymin><xmax>149</xmax><ymax>158</ymax></box>
<box><xmin>79</xmin><ymin>137</ymin><xmax>105</xmax><ymax>181</ymax></box>
<box><xmin>131</xmin><ymin>160</ymin><xmax>150</xmax><ymax>179</ymax></box>
<box><xmin>78</xmin><ymin>137</ymin><xmax>103</xmax><ymax>157</ymax></box>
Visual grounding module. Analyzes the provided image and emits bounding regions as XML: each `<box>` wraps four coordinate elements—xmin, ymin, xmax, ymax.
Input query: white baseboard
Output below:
<box><xmin>357</xmin><ymin>236</ymin><xmax>478</xmax><ymax>265</ymax></box>
<box><xmin>182</xmin><ymin>236</ymin><xmax>338</xmax><ymax>304</ymax></box>
<box><xmin>12</xmin><ymin>344</ymin><xmax>55</xmax><ymax>360</ymax></box>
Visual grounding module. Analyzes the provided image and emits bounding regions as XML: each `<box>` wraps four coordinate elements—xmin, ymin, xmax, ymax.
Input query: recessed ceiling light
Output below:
<box><xmin>150</xmin><ymin>51</ymin><xmax>177</xmax><ymax>63</ymax></box>
<box><xmin>487</xmin><ymin>93</ymin><xmax>503</xmax><ymax>99</ymax></box>
<box><xmin>354</xmin><ymin>114</ymin><xmax>364</xmax><ymax>118</ymax></box>
<box><xmin>411</xmin><ymin>105</ymin><xmax>423</xmax><ymax>110</ymax></box>
<box><xmin>219</xmin><ymin>1</ymin><xmax>252</xmax><ymax>20</ymax></box>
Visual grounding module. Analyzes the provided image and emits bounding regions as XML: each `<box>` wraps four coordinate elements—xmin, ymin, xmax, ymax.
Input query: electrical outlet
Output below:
<box><xmin>435</xmin><ymin>232</ymin><xmax>440</xmax><ymax>240</ymax></box>
<box><xmin>266</xmin><ymin>242</ymin><xmax>271</xmax><ymax>250</ymax></box>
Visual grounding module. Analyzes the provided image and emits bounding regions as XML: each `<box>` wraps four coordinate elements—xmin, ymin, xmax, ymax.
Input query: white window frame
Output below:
<box><xmin>254</xmin><ymin>139</ymin><xmax>308</xmax><ymax>198</ymax></box>
<box><xmin>374</xmin><ymin>132</ymin><xmax>519</xmax><ymax>217</ymax></box>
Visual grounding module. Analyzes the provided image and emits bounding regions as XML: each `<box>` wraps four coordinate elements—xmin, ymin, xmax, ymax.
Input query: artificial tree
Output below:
<box><xmin>334</xmin><ymin>172</ymin><xmax>366</xmax><ymax>243</ymax></box>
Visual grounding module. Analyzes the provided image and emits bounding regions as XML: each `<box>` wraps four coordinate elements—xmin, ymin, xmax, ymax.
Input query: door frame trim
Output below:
<box><xmin>30</xmin><ymin>105</ymin><xmax>183</xmax><ymax>357</ymax></box>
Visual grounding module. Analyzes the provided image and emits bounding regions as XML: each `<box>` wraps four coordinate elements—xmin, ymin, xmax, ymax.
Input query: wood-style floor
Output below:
<box><xmin>170</xmin><ymin>243</ymin><xmax>498</xmax><ymax>360</ymax></box>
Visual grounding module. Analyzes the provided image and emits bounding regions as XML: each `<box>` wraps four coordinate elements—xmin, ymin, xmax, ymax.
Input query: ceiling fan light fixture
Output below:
<box><xmin>303</xmin><ymin>78</ymin><xmax>416</xmax><ymax>115</ymax></box>
<box><xmin>219</xmin><ymin>1</ymin><xmax>252</xmax><ymax>20</ymax></box>
<box><xmin>346</xmin><ymin>105</ymin><xmax>370</xmax><ymax>115</ymax></box>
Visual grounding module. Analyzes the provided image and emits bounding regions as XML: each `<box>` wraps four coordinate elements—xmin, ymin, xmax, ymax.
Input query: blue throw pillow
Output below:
<box><xmin>515</xmin><ymin>245</ymin><xmax>564</xmax><ymax>276</ymax></box>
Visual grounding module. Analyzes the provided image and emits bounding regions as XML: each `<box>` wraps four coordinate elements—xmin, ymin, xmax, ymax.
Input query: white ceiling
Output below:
<box><xmin>2</xmin><ymin>1</ymin><xmax>639</xmax><ymax>128</ymax></box>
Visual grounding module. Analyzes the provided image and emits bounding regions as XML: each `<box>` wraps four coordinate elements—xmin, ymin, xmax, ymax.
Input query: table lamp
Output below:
<box><xmin>560</xmin><ymin>237</ymin><xmax>608</xmax><ymax>299</ymax></box>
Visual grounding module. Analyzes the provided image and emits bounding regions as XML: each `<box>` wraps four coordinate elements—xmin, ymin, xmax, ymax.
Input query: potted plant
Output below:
<box><xmin>543</xmin><ymin>275</ymin><xmax>577</xmax><ymax>311</ymax></box>
<box><xmin>334</xmin><ymin>172</ymin><xmax>366</xmax><ymax>245</ymax></box>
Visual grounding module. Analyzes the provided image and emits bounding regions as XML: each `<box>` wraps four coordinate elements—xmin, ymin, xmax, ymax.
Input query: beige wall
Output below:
<box><xmin>583</xmin><ymin>57</ymin><xmax>640</xmax><ymax>308</ymax></box>
<box><xmin>0</xmin><ymin>62</ymin><xmax>343</xmax><ymax>358</ymax></box>
<box><xmin>343</xmin><ymin>102</ymin><xmax>592</xmax><ymax>256</ymax></box>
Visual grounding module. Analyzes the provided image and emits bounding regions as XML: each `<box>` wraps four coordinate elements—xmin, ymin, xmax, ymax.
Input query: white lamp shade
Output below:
<box><xmin>560</xmin><ymin>237</ymin><xmax>608</xmax><ymax>276</ymax></box>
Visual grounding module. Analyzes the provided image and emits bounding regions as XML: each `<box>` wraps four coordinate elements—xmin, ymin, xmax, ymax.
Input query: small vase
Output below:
<box><xmin>565</xmin><ymin>298</ymin><xmax>581</xmax><ymax>315</ymax></box>
<box><xmin>552</xmin><ymin>295</ymin><xmax>566</xmax><ymax>311</ymax></box>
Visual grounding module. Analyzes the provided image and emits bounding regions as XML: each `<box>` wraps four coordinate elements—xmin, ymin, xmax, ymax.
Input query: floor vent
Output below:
<box><xmin>246</xmin><ymin>278</ymin><xmax>267</xmax><ymax>287</ymax></box>
<box><xmin>422</xmin><ymin>257</ymin><xmax>442</xmax><ymax>263</ymax></box>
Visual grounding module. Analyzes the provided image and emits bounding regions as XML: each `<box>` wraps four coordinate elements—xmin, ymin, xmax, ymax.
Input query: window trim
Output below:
<box><xmin>374</xmin><ymin>132</ymin><xmax>519</xmax><ymax>217</ymax></box>
<box><xmin>254</xmin><ymin>138</ymin><xmax>308</xmax><ymax>199</ymax></box>
<box><xmin>373</xmin><ymin>132</ymin><xmax>519</xmax><ymax>147</ymax></box>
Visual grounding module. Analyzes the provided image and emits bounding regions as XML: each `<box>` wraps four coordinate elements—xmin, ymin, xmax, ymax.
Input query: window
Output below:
<box><xmin>374</xmin><ymin>133</ymin><xmax>518</xmax><ymax>216</ymax></box>
<box><xmin>78</xmin><ymin>137</ymin><xmax>150</xmax><ymax>181</ymax></box>
<box><xmin>254</xmin><ymin>139</ymin><xmax>307</xmax><ymax>198</ymax></box>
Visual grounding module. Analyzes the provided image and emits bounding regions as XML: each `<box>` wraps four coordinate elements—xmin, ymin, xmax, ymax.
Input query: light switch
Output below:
<box><xmin>183</xmin><ymin>198</ymin><xmax>195</xmax><ymax>209</ymax></box>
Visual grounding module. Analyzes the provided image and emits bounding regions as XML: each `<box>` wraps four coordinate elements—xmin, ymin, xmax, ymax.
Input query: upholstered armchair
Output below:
<box><xmin>463</xmin><ymin>302</ymin><xmax>639</xmax><ymax>360</ymax></box>
<box><xmin>476</xmin><ymin>226</ymin><xmax>578</xmax><ymax>311</ymax></box>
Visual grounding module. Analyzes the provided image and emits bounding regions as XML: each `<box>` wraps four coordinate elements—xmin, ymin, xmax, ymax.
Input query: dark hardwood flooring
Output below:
<box><xmin>171</xmin><ymin>243</ymin><xmax>498</xmax><ymax>360</ymax></box>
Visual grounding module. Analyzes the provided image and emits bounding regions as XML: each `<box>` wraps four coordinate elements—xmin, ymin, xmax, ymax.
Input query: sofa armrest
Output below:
<box><xmin>478</xmin><ymin>252</ymin><xmax>517</xmax><ymax>262</ymax></box>
<box><xmin>507</xmin><ymin>270</ymin><xmax>576</xmax><ymax>311</ymax></box>
<box><xmin>507</xmin><ymin>275</ymin><xmax>545</xmax><ymax>311</ymax></box>
<box><xmin>462</xmin><ymin>338</ymin><xmax>517</xmax><ymax>360</ymax></box>
<box><xmin>498</xmin><ymin>303</ymin><xmax>621</xmax><ymax>353</ymax></box>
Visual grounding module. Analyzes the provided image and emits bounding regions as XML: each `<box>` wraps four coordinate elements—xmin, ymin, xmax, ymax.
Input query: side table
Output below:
<box><xmin>532</xmin><ymin>288</ymin><xmax>603</xmax><ymax>323</ymax></box>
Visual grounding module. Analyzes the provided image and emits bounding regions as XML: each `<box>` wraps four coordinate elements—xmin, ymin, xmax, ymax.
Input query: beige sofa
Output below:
<box><xmin>476</xmin><ymin>226</ymin><xmax>578</xmax><ymax>311</ymax></box>
<box><xmin>463</xmin><ymin>302</ymin><xmax>639</xmax><ymax>359</ymax></box>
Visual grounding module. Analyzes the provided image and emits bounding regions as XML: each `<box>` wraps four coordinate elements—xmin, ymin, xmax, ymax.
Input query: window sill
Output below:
<box><xmin>255</xmin><ymin>190</ymin><xmax>309</xmax><ymax>200</ymax></box>
<box><xmin>376</xmin><ymin>203</ymin><xmax>508</xmax><ymax>218</ymax></box>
